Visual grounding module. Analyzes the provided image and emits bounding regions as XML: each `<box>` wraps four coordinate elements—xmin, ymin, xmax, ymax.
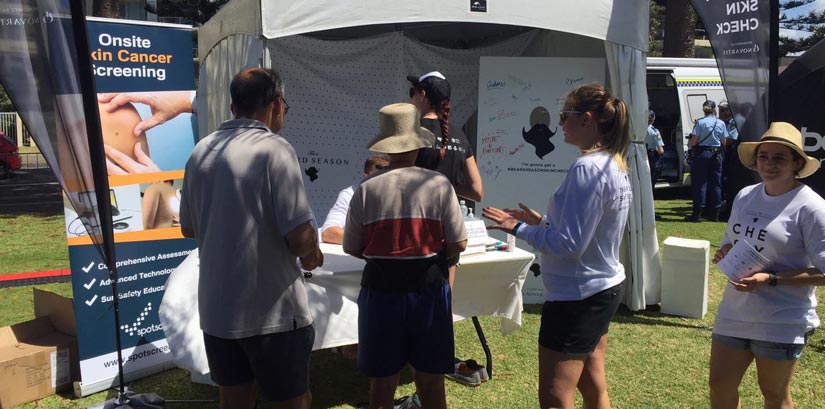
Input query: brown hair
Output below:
<box><xmin>363</xmin><ymin>155</ymin><xmax>389</xmax><ymax>174</ymax></box>
<box><xmin>437</xmin><ymin>100</ymin><xmax>451</xmax><ymax>158</ymax></box>
<box><xmin>566</xmin><ymin>83</ymin><xmax>630</xmax><ymax>172</ymax></box>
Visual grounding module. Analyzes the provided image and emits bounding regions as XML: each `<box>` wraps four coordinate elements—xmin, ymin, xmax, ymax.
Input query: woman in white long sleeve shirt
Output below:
<box><xmin>483</xmin><ymin>83</ymin><xmax>632</xmax><ymax>409</ymax></box>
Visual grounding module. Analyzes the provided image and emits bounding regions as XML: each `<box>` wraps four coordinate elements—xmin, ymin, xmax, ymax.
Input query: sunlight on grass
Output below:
<box><xmin>1</xmin><ymin>194</ymin><xmax>823</xmax><ymax>408</ymax></box>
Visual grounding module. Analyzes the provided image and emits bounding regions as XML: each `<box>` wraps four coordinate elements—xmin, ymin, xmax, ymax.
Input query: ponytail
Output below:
<box><xmin>566</xmin><ymin>84</ymin><xmax>630</xmax><ymax>172</ymax></box>
<box><xmin>438</xmin><ymin>100</ymin><xmax>451</xmax><ymax>158</ymax></box>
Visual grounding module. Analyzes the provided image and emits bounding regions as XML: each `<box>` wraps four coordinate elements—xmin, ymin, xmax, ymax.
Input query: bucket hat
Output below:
<box><xmin>367</xmin><ymin>103</ymin><xmax>435</xmax><ymax>154</ymax></box>
<box><xmin>738</xmin><ymin>122</ymin><xmax>820</xmax><ymax>178</ymax></box>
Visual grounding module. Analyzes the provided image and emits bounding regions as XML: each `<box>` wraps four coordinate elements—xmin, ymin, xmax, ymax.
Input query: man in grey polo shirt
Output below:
<box><xmin>180</xmin><ymin>67</ymin><xmax>322</xmax><ymax>409</ymax></box>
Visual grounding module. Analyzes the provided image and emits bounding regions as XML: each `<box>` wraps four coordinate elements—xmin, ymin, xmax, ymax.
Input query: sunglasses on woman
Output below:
<box><xmin>559</xmin><ymin>110</ymin><xmax>582</xmax><ymax>124</ymax></box>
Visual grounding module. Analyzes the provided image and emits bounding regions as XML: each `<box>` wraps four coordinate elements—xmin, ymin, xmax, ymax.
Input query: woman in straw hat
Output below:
<box><xmin>343</xmin><ymin>103</ymin><xmax>467</xmax><ymax>409</ymax></box>
<box><xmin>483</xmin><ymin>83</ymin><xmax>632</xmax><ymax>409</ymax></box>
<box><xmin>709</xmin><ymin>122</ymin><xmax>825</xmax><ymax>409</ymax></box>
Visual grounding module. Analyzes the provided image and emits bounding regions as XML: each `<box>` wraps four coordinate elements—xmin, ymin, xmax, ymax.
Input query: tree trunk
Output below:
<box><xmin>92</xmin><ymin>0</ymin><xmax>121</xmax><ymax>18</ymax></box>
<box><xmin>663</xmin><ymin>0</ymin><xmax>696</xmax><ymax>57</ymax></box>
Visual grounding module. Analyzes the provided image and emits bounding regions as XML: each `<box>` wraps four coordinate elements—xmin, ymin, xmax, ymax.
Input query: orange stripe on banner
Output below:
<box><xmin>108</xmin><ymin>170</ymin><xmax>185</xmax><ymax>187</ymax></box>
<box><xmin>67</xmin><ymin>227</ymin><xmax>185</xmax><ymax>246</ymax></box>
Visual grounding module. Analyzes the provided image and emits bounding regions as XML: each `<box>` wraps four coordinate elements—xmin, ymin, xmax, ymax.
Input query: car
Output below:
<box><xmin>0</xmin><ymin>131</ymin><xmax>22</xmax><ymax>179</ymax></box>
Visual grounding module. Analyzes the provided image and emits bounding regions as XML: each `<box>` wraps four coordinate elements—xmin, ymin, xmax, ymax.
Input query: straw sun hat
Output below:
<box><xmin>738</xmin><ymin>121</ymin><xmax>820</xmax><ymax>179</ymax></box>
<box><xmin>367</xmin><ymin>103</ymin><xmax>435</xmax><ymax>154</ymax></box>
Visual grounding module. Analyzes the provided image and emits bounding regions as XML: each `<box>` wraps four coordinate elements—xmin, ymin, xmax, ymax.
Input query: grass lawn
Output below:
<box><xmin>1</xmin><ymin>192</ymin><xmax>823</xmax><ymax>408</ymax></box>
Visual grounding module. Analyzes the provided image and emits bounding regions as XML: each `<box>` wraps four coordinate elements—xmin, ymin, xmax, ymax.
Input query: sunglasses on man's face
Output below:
<box><xmin>559</xmin><ymin>110</ymin><xmax>582</xmax><ymax>124</ymax></box>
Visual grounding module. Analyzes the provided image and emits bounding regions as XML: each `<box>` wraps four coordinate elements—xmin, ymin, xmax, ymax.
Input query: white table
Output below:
<box><xmin>160</xmin><ymin>244</ymin><xmax>535</xmax><ymax>379</ymax></box>
<box><xmin>306</xmin><ymin>244</ymin><xmax>534</xmax><ymax>378</ymax></box>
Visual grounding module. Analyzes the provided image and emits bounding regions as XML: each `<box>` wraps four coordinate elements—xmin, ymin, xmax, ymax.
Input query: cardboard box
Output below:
<box><xmin>0</xmin><ymin>289</ymin><xmax>78</xmax><ymax>408</ymax></box>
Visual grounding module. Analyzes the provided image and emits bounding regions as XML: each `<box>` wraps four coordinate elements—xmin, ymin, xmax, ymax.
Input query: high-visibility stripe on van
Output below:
<box><xmin>675</xmin><ymin>78</ymin><xmax>723</xmax><ymax>87</ymax></box>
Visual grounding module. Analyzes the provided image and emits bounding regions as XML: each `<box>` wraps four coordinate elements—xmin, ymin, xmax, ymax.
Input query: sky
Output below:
<box><xmin>780</xmin><ymin>0</ymin><xmax>825</xmax><ymax>40</ymax></box>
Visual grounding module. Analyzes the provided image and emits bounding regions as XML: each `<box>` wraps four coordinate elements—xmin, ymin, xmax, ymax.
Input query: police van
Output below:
<box><xmin>647</xmin><ymin>57</ymin><xmax>728</xmax><ymax>188</ymax></box>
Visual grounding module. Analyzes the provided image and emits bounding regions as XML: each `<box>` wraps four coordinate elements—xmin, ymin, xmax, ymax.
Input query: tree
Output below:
<box><xmin>649</xmin><ymin>0</ymin><xmax>664</xmax><ymax>56</ymax></box>
<box><xmin>92</xmin><ymin>0</ymin><xmax>120</xmax><ymax>18</ymax></box>
<box><xmin>154</xmin><ymin>0</ymin><xmax>228</xmax><ymax>25</ymax></box>
<box><xmin>780</xmin><ymin>0</ymin><xmax>825</xmax><ymax>56</ymax></box>
<box><xmin>662</xmin><ymin>0</ymin><xmax>697</xmax><ymax>58</ymax></box>
<box><xmin>0</xmin><ymin>84</ymin><xmax>13</xmax><ymax>112</ymax></box>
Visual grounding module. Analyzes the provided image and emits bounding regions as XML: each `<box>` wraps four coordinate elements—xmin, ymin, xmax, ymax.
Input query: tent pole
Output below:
<box><xmin>769</xmin><ymin>0</ymin><xmax>779</xmax><ymax>122</ymax></box>
<box><xmin>67</xmin><ymin>1</ymin><xmax>127</xmax><ymax>403</ymax></box>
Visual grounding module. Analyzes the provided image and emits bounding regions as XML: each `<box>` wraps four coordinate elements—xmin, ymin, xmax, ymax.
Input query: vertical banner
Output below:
<box><xmin>690</xmin><ymin>0</ymin><xmax>773</xmax><ymax>216</ymax></box>
<box><xmin>476</xmin><ymin>57</ymin><xmax>604</xmax><ymax>303</ymax></box>
<box><xmin>61</xmin><ymin>18</ymin><xmax>197</xmax><ymax>395</ymax></box>
<box><xmin>690</xmin><ymin>0</ymin><xmax>771</xmax><ymax>140</ymax></box>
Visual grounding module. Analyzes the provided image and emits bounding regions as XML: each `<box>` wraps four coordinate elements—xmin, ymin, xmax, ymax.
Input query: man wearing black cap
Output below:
<box><xmin>686</xmin><ymin>100</ymin><xmax>730</xmax><ymax>222</ymax></box>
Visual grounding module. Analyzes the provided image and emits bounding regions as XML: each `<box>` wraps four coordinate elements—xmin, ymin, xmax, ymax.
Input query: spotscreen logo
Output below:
<box><xmin>120</xmin><ymin>302</ymin><xmax>163</xmax><ymax>337</ymax></box>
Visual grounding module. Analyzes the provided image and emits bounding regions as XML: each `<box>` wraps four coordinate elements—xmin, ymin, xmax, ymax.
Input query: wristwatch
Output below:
<box><xmin>768</xmin><ymin>271</ymin><xmax>778</xmax><ymax>287</ymax></box>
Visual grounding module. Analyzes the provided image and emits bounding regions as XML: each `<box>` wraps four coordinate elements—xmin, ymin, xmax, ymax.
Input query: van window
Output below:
<box><xmin>686</xmin><ymin>94</ymin><xmax>709</xmax><ymax>124</ymax></box>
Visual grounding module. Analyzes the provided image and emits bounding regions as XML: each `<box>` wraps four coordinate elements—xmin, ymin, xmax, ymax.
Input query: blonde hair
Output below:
<box><xmin>565</xmin><ymin>83</ymin><xmax>630</xmax><ymax>172</ymax></box>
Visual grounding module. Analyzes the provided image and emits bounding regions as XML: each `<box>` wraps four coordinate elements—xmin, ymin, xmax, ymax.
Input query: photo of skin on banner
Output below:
<box><xmin>140</xmin><ymin>180</ymin><xmax>182</xmax><ymax>230</ymax></box>
<box><xmin>98</xmin><ymin>90</ymin><xmax>195</xmax><ymax>175</ymax></box>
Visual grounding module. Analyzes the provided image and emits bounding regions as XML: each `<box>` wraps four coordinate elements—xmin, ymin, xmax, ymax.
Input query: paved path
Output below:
<box><xmin>0</xmin><ymin>168</ymin><xmax>63</xmax><ymax>215</ymax></box>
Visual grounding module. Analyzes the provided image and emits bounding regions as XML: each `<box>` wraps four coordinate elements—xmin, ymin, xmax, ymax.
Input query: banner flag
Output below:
<box><xmin>689</xmin><ymin>0</ymin><xmax>772</xmax><ymax>141</ymax></box>
<box><xmin>0</xmin><ymin>0</ymin><xmax>111</xmax><ymax>264</ymax></box>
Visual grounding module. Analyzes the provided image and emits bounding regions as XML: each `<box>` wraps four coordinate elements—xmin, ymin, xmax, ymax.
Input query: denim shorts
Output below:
<box><xmin>712</xmin><ymin>331</ymin><xmax>814</xmax><ymax>361</ymax></box>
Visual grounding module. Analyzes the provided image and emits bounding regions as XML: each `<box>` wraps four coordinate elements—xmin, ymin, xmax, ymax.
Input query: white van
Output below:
<box><xmin>647</xmin><ymin>57</ymin><xmax>728</xmax><ymax>188</ymax></box>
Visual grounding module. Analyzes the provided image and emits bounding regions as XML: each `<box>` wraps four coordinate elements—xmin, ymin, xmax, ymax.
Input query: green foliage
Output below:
<box><xmin>0</xmin><ymin>83</ymin><xmax>13</xmax><ymax>112</ymax></box>
<box><xmin>157</xmin><ymin>0</ymin><xmax>228</xmax><ymax>25</ymax></box>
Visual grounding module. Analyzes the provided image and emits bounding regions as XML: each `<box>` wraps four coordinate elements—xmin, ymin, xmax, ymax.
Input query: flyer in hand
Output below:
<box><xmin>716</xmin><ymin>239</ymin><xmax>771</xmax><ymax>281</ymax></box>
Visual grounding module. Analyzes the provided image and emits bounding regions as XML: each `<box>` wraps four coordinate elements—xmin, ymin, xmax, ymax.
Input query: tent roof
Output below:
<box><xmin>199</xmin><ymin>0</ymin><xmax>648</xmax><ymax>58</ymax></box>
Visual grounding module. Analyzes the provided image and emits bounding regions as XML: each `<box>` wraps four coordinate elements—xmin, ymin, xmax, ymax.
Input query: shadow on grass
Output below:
<box><xmin>523</xmin><ymin>304</ymin><xmax>711</xmax><ymax>332</ymax></box>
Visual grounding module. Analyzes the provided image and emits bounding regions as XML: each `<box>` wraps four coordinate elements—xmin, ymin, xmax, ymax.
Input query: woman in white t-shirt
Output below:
<box><xmin>483</xmin><ymin>83</ymin><xmax>632</xmax><ymax>409</ymax></box>
<box><xmin>710</xmin><ymin>122</ymin><xmax>825</xmax><ymax>409</ymax></box>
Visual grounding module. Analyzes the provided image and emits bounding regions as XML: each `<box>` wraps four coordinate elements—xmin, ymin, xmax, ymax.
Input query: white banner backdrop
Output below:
<box><xmin>476</xmin><ymin>57</ymin><xmax>605</xmax><ymax>302</ymax></box>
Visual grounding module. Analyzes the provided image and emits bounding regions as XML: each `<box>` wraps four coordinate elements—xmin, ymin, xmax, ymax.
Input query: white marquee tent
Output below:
<box><xmin>196</xmin><ymin>0</ymin><xmax>661</xmax><ymax>310</ymax></box>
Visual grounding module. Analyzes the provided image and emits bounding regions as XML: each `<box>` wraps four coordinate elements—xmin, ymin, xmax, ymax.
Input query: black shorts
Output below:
<box><xmin>203</xmin><ymin>324</ymin><xmax>314</xmax><ymax>401</ymax></box>
<box><xmin>539</xmin><ymin>282</ymin><xmax>624</xmax><ymax>355</ymax></box>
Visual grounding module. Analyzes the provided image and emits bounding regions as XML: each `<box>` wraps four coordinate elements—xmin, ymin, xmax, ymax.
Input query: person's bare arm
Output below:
<box><xmin>444</xmin><ymin>240</ymin><xmax>468</xmax><ymax>260</ymax></box>
<box><xmin>321</xmin><ymin>226</ymin><xmax>344</xmax><ymax>244</ymax></box>
<box><xmin>286</xmin><ymin>221</ymin><xmax>323</xmax><ymax>270</ymax></box>
<box><xmin>455</xmin><ymin>156</ymin><xmax>484</xmax><ymax>201</ymax></box>
<box><xmin>687</xmin><ymin>134</ymin><xmax>699</xmax><ymax>148</ymax></box>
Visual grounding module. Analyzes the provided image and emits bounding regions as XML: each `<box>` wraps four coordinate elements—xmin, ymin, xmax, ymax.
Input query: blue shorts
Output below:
<box><xmin>712</xmin><ymin>331</ymin><xmax>814</xmax><ymax>361</ymax></box>
<box><xmin>357</xmin><ymin>283</ymin><xmax>454</xmax><ymax>377</ymax></box>
<box><xmin>203</xmin><ymin>324</ymin><xmax>314</xmax><ymax>401</ymax></box>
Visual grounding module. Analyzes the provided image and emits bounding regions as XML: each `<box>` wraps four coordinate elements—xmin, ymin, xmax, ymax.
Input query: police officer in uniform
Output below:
<box><xmin>686</xmin><ymin>100</ymin><xmax>729</xmax><ymax>222</ymax></box>
<box><xmin>646</xmin><ymin>110</ymin><xmax>664</xmax><ymax>188</ymax></box>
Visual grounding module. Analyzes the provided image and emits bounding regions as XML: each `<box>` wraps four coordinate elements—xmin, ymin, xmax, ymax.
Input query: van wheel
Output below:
<box><xmin>0</xmin><ymin>163</ymin><xmax>9</xmax><ymax>179</ymax></box>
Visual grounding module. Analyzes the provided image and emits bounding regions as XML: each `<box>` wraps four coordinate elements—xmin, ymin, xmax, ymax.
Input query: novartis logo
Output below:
<box><xmin>0</xmin><ymin>10</ymin><xmax>55</xmax><ymax>26</ymax></box>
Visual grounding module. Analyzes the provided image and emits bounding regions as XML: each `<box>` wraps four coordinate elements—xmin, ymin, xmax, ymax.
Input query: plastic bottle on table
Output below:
<box><xmin>459</xmin><ymin>200</ymin><xmax>469</xmax><ymax>219</ymax></box>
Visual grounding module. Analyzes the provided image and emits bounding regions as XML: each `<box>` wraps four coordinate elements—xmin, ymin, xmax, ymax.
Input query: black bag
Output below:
<box><xmin>686</xmin><ymin>123</ymin><xmax>718</xmax><ymax>166</ymax></box>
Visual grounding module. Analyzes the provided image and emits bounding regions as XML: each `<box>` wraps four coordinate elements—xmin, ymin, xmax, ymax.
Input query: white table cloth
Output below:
<box><xmin>159</xmin><ymin>244</ymin><xmax>534</xmax><ymax>375</ymax></box>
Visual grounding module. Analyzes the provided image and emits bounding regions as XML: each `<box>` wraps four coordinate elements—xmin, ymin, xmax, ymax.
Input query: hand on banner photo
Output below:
<box><xmin>98</xmin><ymin>91</ymin><xmax>193</xmax><ymax>136</ymax></box>
<box><xmin>300</xmin><ymin>247</ymin><xmax>324</xmax><ymax>271</ymax></box>
<box><xmin>105</xmin><ymin>142</ymin><xmax>161</xmax><ymax>175</ymax></box>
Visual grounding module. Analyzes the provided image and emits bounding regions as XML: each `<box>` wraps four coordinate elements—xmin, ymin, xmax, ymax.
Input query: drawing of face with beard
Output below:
<box><xmin>522</xmin><ymin>106</ymin><xmax>557</xmax><ymax>159</ymax></box>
